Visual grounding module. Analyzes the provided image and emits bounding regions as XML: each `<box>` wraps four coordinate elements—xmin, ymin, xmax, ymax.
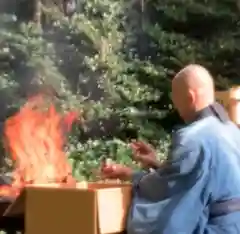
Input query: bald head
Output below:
<box><xmin>172</xmin><ymin>64</ymin><xmax>215</xmax><ymax>122</ymax></box>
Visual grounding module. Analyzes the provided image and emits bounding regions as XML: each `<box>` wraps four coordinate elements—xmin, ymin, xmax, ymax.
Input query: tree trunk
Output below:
<box><xmin>33</xmin><ymin>0</ymin><xmax>42</xmax><ymax>28</ymax></box>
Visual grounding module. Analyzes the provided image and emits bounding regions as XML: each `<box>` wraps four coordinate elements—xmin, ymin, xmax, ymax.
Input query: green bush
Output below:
<box><xmin>0</xmin><ymin>0</ymin><xmax>239</xmax><ymax>179</ymax></box>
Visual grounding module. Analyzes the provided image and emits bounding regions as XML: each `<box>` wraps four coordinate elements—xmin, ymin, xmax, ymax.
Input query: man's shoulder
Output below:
<box><xmin>173</xmin><ymin>117</ymin><xmax>222</xmax><ymax>145</ymax></box>
<box><xmin>174</xmin><ymin>117</ymin><xmax>240</xmax><ymax>146</ymax></box>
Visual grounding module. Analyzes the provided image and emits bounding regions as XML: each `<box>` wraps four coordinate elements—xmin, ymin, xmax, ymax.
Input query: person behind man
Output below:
<box><xmin>101</xmin><ymin>64</ymin><xmax>240</xmax><ymax>234</ymax></box>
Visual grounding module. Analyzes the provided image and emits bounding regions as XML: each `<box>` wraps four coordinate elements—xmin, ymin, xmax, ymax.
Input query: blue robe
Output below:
<box><xmin>127</xmin><ymin>107</ymin><xmax>240</xmax><ymax>234</ymax></box>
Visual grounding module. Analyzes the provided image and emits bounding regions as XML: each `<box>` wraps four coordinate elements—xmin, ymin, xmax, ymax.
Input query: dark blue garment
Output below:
<box><xmin>127</xmin><ymin>114</ymin><xmax>240</xmax><ymax>234</ymax></box>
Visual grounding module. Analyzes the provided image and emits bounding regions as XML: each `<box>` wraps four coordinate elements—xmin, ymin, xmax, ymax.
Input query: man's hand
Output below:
<box><xmin>101</xmin><ymin>162</ymin><xmax>133</xmax><ymax>181</ymax></box>
<box><xmin>130</xmin><ymin>141</ymin><xmax>160</xmax><ymax>169</ymax></box>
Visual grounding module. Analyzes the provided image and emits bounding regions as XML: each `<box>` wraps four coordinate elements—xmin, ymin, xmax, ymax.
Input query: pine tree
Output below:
<box><xmin>0</xmin><ymin>0</ymin><xmax>239</xmax><ymax>179</ymax></box>
<box><xmin>124</xmin><ymin>0</ymin><xmax>240</xmax><ymax>130</ymax></box>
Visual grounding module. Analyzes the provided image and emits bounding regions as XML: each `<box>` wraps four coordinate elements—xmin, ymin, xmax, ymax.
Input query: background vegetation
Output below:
<box><xmin>0</xmin><ymin>0</ymin><xmax>239</xmax><ymax>180</ymax></box>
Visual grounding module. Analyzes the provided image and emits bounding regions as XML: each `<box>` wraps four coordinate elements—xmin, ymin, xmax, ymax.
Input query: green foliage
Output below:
<box><xmin>67</xmin><ymin>134</ymin><xmax>170</xmax><ymax>180</ymax></box>
<box><xmin>0</xmin><ymin>0</ymin><xmax>239</xmax><ymax>179</ymax></box>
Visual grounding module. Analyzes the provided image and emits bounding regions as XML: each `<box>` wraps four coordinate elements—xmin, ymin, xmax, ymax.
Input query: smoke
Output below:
<box><xmin>0</xmin><ymin>0</ymin><xmax>113</xmax><ymax>141</ymax></box>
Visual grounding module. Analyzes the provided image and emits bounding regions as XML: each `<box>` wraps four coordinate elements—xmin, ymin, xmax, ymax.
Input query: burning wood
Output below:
<box><xmin>0</xmin><ymin>94</ymin><xmax>79</xmax><ymax>197</ymax></box>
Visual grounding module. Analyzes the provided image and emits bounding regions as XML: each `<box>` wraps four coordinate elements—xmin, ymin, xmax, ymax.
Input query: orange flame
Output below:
<box><xmin>1</xmin><ymin>95</ymin><xmax>78</xmax><ymax>196</ymax></box>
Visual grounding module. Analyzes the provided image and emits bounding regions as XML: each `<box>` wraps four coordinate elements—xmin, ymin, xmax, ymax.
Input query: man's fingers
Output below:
<box><xmin>130</xmin><ymin>141</ymin><xmax>153</xmax><ymax>152</ymax></box>
<box><xmin>101</xmin><ymin>166</ymin><xmax>116</xmax><ymax>179</ymax></box>
<box><xmin>137</xmin><ymin>141</ymin><xmax>154</xmax><ymax>151</ymax></box>
<box><xmin>102</xmin><ymin>164</ymin><xmax>114</xmax><ymax>173</ymax></box>
<box><xmin>129</xmin><ymin>142</ymin><xmax>140</xmax><ymax>150</ymax></box>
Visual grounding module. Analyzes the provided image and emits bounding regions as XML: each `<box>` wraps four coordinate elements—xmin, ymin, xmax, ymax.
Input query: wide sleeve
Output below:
<box><xmin>131</xmin><ymin>171</ymin><xmax>148</xmax><ymax>185</ymax></box>
<box><xmin>128</xmin><ymin>132</ymin><xmax>213</xmax><ymax>234</ymax></box>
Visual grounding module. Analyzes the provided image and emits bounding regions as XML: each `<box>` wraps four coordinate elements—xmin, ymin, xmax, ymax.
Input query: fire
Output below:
<box><xmin>1</xmin><ymin>95</ymin><xmax>78</xmax><ymax>197</ymax></box>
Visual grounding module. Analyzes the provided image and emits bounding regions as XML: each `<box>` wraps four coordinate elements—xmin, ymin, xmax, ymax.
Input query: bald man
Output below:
<box><xmin>102</xmin><ymin>64</ymin><xmax>240</xmax><ymax>234</ymax></box>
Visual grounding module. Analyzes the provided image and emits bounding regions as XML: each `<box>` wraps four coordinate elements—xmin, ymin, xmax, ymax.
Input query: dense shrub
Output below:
<box><xmin>0</xmin><ymin>0</ymin><xmax>239</xmax><ymax>179</ymax></box>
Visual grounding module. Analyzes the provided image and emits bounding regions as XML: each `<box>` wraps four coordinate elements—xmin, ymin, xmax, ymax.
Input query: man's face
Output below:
<box><xmin>171</xmin><ymin>80</ymin><xmax>194</xmax><ymax>121</ymax></box>
<box><xmin>172</xmin><ymin>88</ymin><xmax>182</xmax><ymax>117</ymax></box>
<box><xmin>171</xmin><ymin>82</ymin><xmax>184</xmax><ymax>117</ymax></box>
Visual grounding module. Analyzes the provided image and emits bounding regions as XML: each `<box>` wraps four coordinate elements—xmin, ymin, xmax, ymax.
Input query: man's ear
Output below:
<box><xmin>188</xmin><ymin>90</ymin><xmax>196</xmax><ymax>106</ymax></box>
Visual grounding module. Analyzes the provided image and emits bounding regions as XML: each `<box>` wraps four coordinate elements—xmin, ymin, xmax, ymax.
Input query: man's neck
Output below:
<box><xmin>183</xmin><ymin>103</ymin><xmax>213</xmax><ymax>123</ymax></box>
